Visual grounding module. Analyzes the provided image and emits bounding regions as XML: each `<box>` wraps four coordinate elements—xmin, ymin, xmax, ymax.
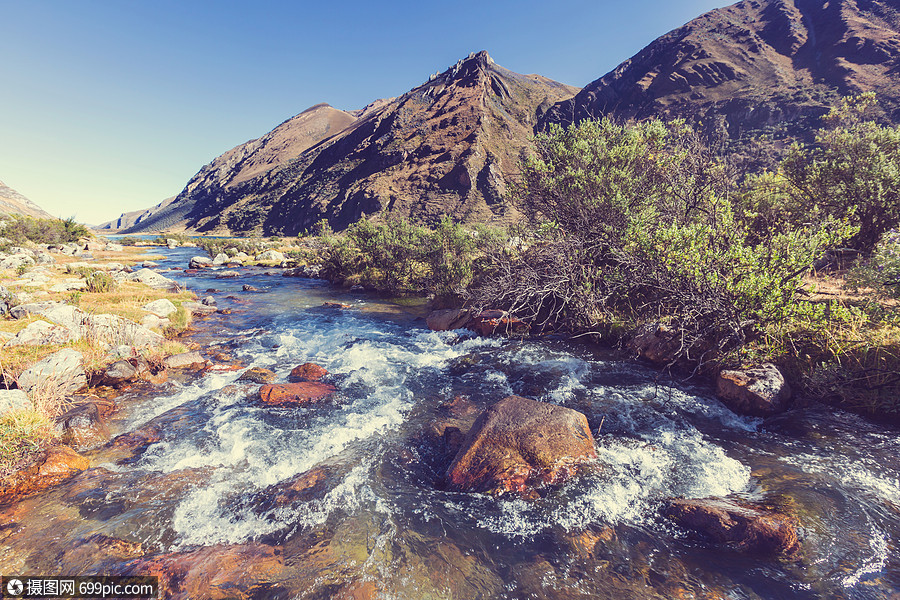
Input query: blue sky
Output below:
<box><xmin>0</xmin><ymin>0</ymin><xmax>727</xmax><ymax>224</ymax></box>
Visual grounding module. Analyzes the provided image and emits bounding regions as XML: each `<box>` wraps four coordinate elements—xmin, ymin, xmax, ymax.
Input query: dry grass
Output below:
<box><xmin>0</xmin><ymin>409</ymin><xmax>56</xmax><ymax>479</ymax></box>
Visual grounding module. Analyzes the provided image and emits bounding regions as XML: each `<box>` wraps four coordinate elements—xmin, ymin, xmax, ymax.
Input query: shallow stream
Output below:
<box><xmin>1</xmin><ymin>246</ymin><xmax>898</xmax><ymax>599</ymax></box>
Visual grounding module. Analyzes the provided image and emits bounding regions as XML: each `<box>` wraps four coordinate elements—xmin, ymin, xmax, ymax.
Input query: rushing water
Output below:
<box><xmin>2</xmin><ymin>245</ymin><xmax>899</xmax><ymax>599</ymax></box>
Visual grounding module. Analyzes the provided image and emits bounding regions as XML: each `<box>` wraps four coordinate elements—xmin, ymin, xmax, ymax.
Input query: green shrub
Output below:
<box><xmin>0</xmin><ymin>215</ymin><xmax>90</xmax><ymax>245</ymax></box>
<box><xmin>847</xmin><ymin>229</ymin><xmax>900</xmax><ymax>301</ymax></box>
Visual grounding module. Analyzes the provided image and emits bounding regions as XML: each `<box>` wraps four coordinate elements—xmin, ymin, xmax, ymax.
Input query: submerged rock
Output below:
<box><xmin>444</xmin><ymin>395</ymin><xmax>596</xmax><ymax>496</ymax></box>
<box><xmin>215</xmin><ymin>270</ymin><xmax>241</xmax><ymax>279</ymax></box>
<box><xmin>288</xmin><ymin>362</ymin><xmax>328</xmax><ymax>382</ymax></box>
<box><xmin>716</xmin><ymin>363</ymin><xmax>791</xmax><ymax>416</ymax></box>
<box><xmin>664</xmin><ymin>497</ymin><xmax>799</xmax><ymax>556</ymax></box>
<box><xmin>55</xmin><ymin>403</ymin><xmax>110</xmax><ymax>451</ymax></box>
<box><xmin>258</xmin><ymin>382</ymin><xmax>337</xmax><ymax>406</ymax></box>
<box><xmin>0</xmin><ymin>446</ymin><xmax>90</xmax><ymax>504</ymax></box>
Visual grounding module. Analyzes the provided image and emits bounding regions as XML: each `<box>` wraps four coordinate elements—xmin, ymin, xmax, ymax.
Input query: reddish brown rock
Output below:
<box><xmin>0</xmin><ymin>446</ymin><xmax>90</xmax><ymax>504</ymax></box>
<box><xmin>110</xmin><ymin>425</ymin><xmax>162</xmax><ymax>450</ymax></box>
<box><xmin>716</xmin><ymin>363</ymin><xmax>791</xmax><ymax>416</ymax></box>
<box><xmin>288</xmin><ymin>362</ymin><xmax>328</xmax><ymax>382</ymax></box>
<box><xmin>627</xmin><ymin>322</ymin><xmax>681</xmax><ymax>365</ymax></box>
<box><xmin>125</xmin><ymin>543</ymin><xmax>284</xmax><ymax>600</ymax></box>
<box><xmin>664</xmin><ymin>497</ymin><xmax>800</xmax><ymax>556</ymax></box>
<box><xmin>426</xmin><ymin>308</ymin><xmax>472</xmax><ymax>331</ymax></box>
<box><xmin>445</xmin><ymin>395</ymin><xmax>596</xmax><ymax>495</ymax></box>
<box><xmin>467</xmin><ymin>309</ymin><xmax>529</xmax><ymax>336</ymax></box>
<box><xmin>163</xmin><ymin>351</ymin><xmax>209</xmax><ymax>371</ymax></box>
<box><xmin>258</xmin><ymin>382</ymin><xmax>337</xmax><ymax>406</ymax></box>
<box><xmin>322</xmin><ymin>302</ymin><xmax>350</xmax><ymax>309</ymax></box>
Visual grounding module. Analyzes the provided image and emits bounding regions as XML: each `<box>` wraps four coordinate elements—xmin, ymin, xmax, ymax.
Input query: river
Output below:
<box><xmin>1</xmin><ymin>245</ymin><xmax>898</xmax><ymax>599</ymax></box>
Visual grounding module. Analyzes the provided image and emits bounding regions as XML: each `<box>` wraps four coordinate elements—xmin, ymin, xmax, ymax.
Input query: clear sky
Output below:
<box><xmin>0</xmin><ymin>0</ymin><xmax>728</xmax><ymax>225</ymax></box>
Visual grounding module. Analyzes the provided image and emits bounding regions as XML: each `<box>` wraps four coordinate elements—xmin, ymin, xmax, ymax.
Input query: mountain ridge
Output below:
<box><xmin>0</xmin><ymin>180</ymin><xmax>55</xmax><ymax>220</ymax></box>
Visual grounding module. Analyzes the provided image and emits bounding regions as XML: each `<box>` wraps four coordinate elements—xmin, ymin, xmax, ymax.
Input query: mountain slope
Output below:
<box><xmin>542</xmin><ymin>0</ymin><xmax>900</xmax><ymax>143</ymax></box>
<box><xmin>122</xmin><ymin>51</ymin><xmax>578</xmax><ymax>235</ymax></box>
<box><xmin>0</xmin><ymin>180</ymin><xmax>55</xmax><ymax>219</ymax></box>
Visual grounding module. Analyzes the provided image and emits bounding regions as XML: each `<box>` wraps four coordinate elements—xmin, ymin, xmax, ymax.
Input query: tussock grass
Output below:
<box><xmin>0</xmin><ymin>410</ymin><xmax>56</xmax><ymax>479</ymax></box>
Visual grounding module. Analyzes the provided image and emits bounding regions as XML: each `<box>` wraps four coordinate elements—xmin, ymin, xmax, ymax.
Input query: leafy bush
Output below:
<box><xmin>847</xmin><ymin>229</ymin><xmax>900</xmax><ymax>301</ymax></box>
<box><xmin>470</xmin><ymin>117</ymin><xmax>852</xmax><ymax>365</ymax></box>
<box><xmin>0</xmin><ymin>215</ymin><xmax>90</xmax><ymax>245</ymax></box>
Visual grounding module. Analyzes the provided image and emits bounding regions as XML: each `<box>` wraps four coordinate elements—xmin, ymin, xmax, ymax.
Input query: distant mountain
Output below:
<box><xmin>94</xmin><ymin>196</ymin><xmax>179</xmax><ymax>232</ymax></box>
<box><xmin>0</xmin><ymin>180</ymin><xmax>55</xmax><ymax>219</ymax></box>
<box><xmin>118</xmin><ymin>51</ymin><xmax>578</xmax><ymax>235</ymax></box>
<box><xmin>542</xmin><ymin>0</ymin><xmax>900</xmax><ymax>145</ymax></box>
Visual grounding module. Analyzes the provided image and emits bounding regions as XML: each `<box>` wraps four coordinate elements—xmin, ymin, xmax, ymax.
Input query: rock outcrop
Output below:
<box><xmin>444</xmin><ymin>395</ymin><xmax>596</xmax><ymax>496</ymax></box>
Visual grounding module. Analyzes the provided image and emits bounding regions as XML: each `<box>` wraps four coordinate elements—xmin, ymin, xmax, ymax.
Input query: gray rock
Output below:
<box><xmin>55</xmin><ymin>403</ymin><xmax>109</xmax><ymax>450</ymax></box>
<box><xmin>0</xmin><ymin>390</ymin><xmax>33</xmax><ymax>416</ymax></box>
<box><xmin>105</xmin><ymin>243</ymin><xmax>124</xmax><ymax>252</ymax></box>
<box><xmin>202</xmin><ymin>295</ymin><xmax>217</xmax><ymax>306</ymax></box>
<box><xmin>0</xmin><ymin>254</ymin><xmax>35</xmax><ymax>269</ymax></box>
<box><xmin>102</xmin><ymin>360</ymin><xmax>139</xmax><ymax>387</ymax></box>
<box><xmin>256</xmin><ymin>250</ymin><xmax>285</xmax><ymax>262</ymax></box>
<box><xmin>212</xmin><ymin>253</ymin><xmax>229</xmax><ymax>265</ymax></box>
<box><xmin>142</xmin><ymin>261</ymin><xmax>159</xmax><ymax>268</ymax></box>
<box><xmin>127</xmin><ymin>268</ymin><xmax>178</xmax><ymax>291</ymax></box>
<box><xmin>140</xmin><ymin>314</ymin><xmax>170</xmax><ymax>330</ymax></box>
<box><xmin>189</xmin><ymin>256</ymin><xmax>213</xmax><ymax>269</ymax></box>
<box><xmin>716</xmin><ymin>363</ymin><xmax>791</xmax><ymax>416</ymax></box>
<box><xmin>5</xmin><ymin>319</ymin><xmax>74</xmax><ymax>347</ymax></box>
<box><xmin>166</xmin><ymin>238</ymin><xmax>180</xmax><ymax>248</ymax></box>
<box><xmin>163</xmin><ymin>351</ymin><xmax>209</xmax><ymax>370</ymax></box>
<box><xmin>215</xmin><ymin>270</ymin><xmax>241</xmax><ymax>279</ymax></box>
<box><xmin>142</xmin><ymin>298</ymin><xmax>177</xmax><ymax>317</ymax></box>
<box><xmin>10</xmin><ymin>301</ymin><xmax>60</xmax><ymax>319</ymax></box>
<box><xmin>17</xmin><ymin>348</ymin><xmax>87</xmax><ymax>397</ymax></box>
<box><xmin>35</xmin><ymin>252</ymin><xmax>56</xmax><ymax>264</ymax></box>
<box><xmin>49</xmin><ymin>280</ymin><xmax>87</xmax><ymax>292</ymax></box>
<box><xmin>182</xmin><ymin>301</ymin><xmax>217</xmax><ymax>316</ymax></box>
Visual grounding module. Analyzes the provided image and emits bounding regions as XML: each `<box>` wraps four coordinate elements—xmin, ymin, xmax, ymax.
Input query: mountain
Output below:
<box><xmin>542</xmin><ymin>0</ymin><xmax>900</xmax><ymax>146</ymax></box>
<box><xmin>94</xmin><ymin>196</ymin><xmax>179</xmax><ymax>232</ymax></box>
<box><xmin>118</xmin><ymin>51</ymin><xmax>578</xmax><ymax>235</ymax></box>
<box><xmin>0</xmin><ymin>180</ymin><xmax>55</xmax><ymax>219</ymax></box>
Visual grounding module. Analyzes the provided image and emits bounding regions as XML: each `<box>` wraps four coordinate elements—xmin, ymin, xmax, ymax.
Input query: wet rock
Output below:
<box><xmin>109</xmin><ymin>424</ymin><xmax>162</xmax><ymax>450</ymax></box>
<box><xmin>716</xmin><ymin>363</ymin><xmax>791</xmax><ymax>416</ymax></box>
<box><xmin>0</xmin><ymin>390</ymin><xmax>33</xmax><ymax>417</ymax></box>
<box><xmin>288</xmin><ymin>362</ymin><xmax>328</xmax><ymax>382</ymax></box>
<box><xmin>627</xmin><ymin>322</ymin><xmax>681</xmax><ymax>365</ymax></box>
<box><xmin>322</xmin><ymin>302</ymin><xmax>350</xmax><ymax>309</ymax></box>
<box><xmin>125</xmin><ymin>543</ymin><xmax>284</xmax><ymax>600</ymax></box>
<box><xmin>202</xmin><ymin>295</ymin><xmax>217</xmax><ymax>306</ymax></box>
<box><xmin>17</xmin><ymin>348</ymin><xmax>87</xmax><ymax>397</ymax></box>
<box><xmin>426</xmin><ymin>308</ymin><xmax>472</xmax><ymax>331</ymax></box>
<box><xmin>188</xmin><ymin>256</ymin><xmax>213</xmax><ymax>269</ymax></box>
<box><xmin>142</xmin><ymin>299</ymin><xmax>177</xmax><ymax>318</ymax></box>
<box><xmin>142</xmin><ymin>261</ymin><xmax>159</xmax><ymax>268</ymax></box>
<box><xmin>101</xmin><ymin>359</ymin><xmax>139</xmax><ymax>387</ymax></box>
<box><xmin>664</xmin><ymin>497</ymin><xmax>799</xmax><ymax>555</ymax></box>
<box><xmin>215</xmin><ymin>270</ymin><xmax>241</xmax><ymax>279</ymax></box>
<box><xmin>182</xmin><ymin>300</ymin><xmax>217</xmax><ymax>316</ymax></box>
<box><xmin>55</xmin><ymin>403</ymin><xmax>110</xmax><ymax>451</ymax></box>
<box><xmin>238</xmin><ymin>367</ymin><xmax>277</xmax><ymax>384</ymax></box>
<box><xmin>242</xmin><ymin>284</ymin><xmax>259</xmax><ymax>291</ymax></box>
<box><xmin>0</xmin><ymin>446</ymin><xmax>90</xmax><ymax>504</ymax></box>
<box><xmin>258</xmin><ymin>382</ymin><xmax>337</xmax><ymax>406</ymax></box>
<box><xmin>4</xmin><ymin>319</ymin><xmax>74</xmax><ymax>347</ymax></box>
<box><xmin>60</xmin><ymin>533</ymin><xmax>144</xmax><ymax>571</ymax></box>
<box><xmin>163</xmin><ymin>351</ymin><xmax>208</xmax><ymax>370</ymax></box>
<box><xmin>467</xmin><ymin>309</ymin><xmax>529</xmax><ymax>336</ymax></box>
<box><xmin>445</xmin><ymin>395</ymin><xmax>596</xmax><ymax>495</ymax></box>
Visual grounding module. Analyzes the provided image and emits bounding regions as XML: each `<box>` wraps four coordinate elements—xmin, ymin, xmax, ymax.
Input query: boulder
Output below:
<box><xmin>242</xmin><ymin>284</ymin><xmax>259</xmax><ymax>292</ymax></box>
<box><xmin>426</xmin><ymin>308</ymin><xmax>472</xmax><ymax>331</ymax></box>
<box><xmin>627</xmin><ymin>322</ymin><xmax>681</xmax><ymax>364</ymax></box>
<box><xmin>0</xmin><ymin>389</ymin><xmax>33</xmax><ymax>417</ymax></box>
<box><xmin>142</xmin><ymin>261</ymin><xmax>159</xmax><ymax>268</ymax></box>
<box><xmin>212</xmin><ymin>253</ymin><xmax>229</xmax><ymax>265</ymax></box>
<box><xmin>467</xmin><ymin>309</ymin><xmax>529</xmax><ymax>336</ymax></box>
<box><xmin>127</xmin><ymin>268</ymin><xmax>179</xmax><ymax>291</ymax></box>
<box><xmin>716</xmin><ymin>363</ymin><xmax>791</xmax><ymax>416</ymax></box>
<box><xmin>142</xmin><ymin>299</ymin><xmax>177</xmax><ymax>318</ymax></box>
<box><xmin>17</xmin><ymin>349</ymin><xmax>87</xmax><ymax>397</ymax></box>
<box><xmin>215</xmin><ymin>270</ymin><xmax>241</xmax><ymax>279</ymax></box>
<box><xmin>288</xmin><ymin>362</ymin><xmax>328</xmax><ymax>382</ymax></box>
<box><xmin>189</xmin><ymin>256</ymin><xmax>213</xmax><ymax>269</ymax></box>
<box><xmin>202</xmin><ymin>295</ymin><xmax>216</xmax><ymax>306</ymax></box>
<box><xmin>283</xmin><ymin>265</ymin><xmax>321</xmax><ymax>278</ymax></box>
<box><xmin>444</xmin><ymin>395</ymin><xmax>596</xmax><ymax>496</ymax></box>
<box><xmin>258</xmin><ymin>382</ymin><xmax>337</xmax><ymax>406</ymax></box>
<box><xmin>182</xmin><ymin>301</ymin><xmax>217</xmax><ymax>316</ymax></box>
<box><xmin>238</xmin><ymin>367</ymin><xmax>277</xmax><ymax>384</ymax></box>
<box><xmin>55</xmin><ymin>403</ymin><xmax>110</xmax><ymax>451</ymax></box>
<box><xmin>4</xmin><ymin>319</ymin><xmax>74</xmax><ymax>347</ymax></box>
<box><xmin>322</xmin><ymin>302</ymin><xmax>350</xmax><ymax>309</ymax></box>
<box><xmin>163</xmin><ymin>351</ymin><xmax>209</xmax><ymax>370</ymax></box>
<box><xmin>105</xmin><ymin>243</ymin><xmax>124</xmax><ymax>252</ymax></box>
<box><xmin>0</xmin><ymin>254</ymin><xmax>35</xmax><ymax>270</ymax></box>
<box><xmin>48</xmin><ymin>280</ymin><xmax>87</xmax><ymax>292</ymax></box>
<box><xmin>663</xmin><ymin>497</ymin><xmax>799</xmax><ymax>555</ymax></box>
<box><xmin>141</xmin><ymin>314</ymin><xmax>170</xmax><ymax>330</ymax></box>
<box><xmin>255</xmin><ymin>250</ymin><xmax>285</xmax><ymax>262</ymax></box>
